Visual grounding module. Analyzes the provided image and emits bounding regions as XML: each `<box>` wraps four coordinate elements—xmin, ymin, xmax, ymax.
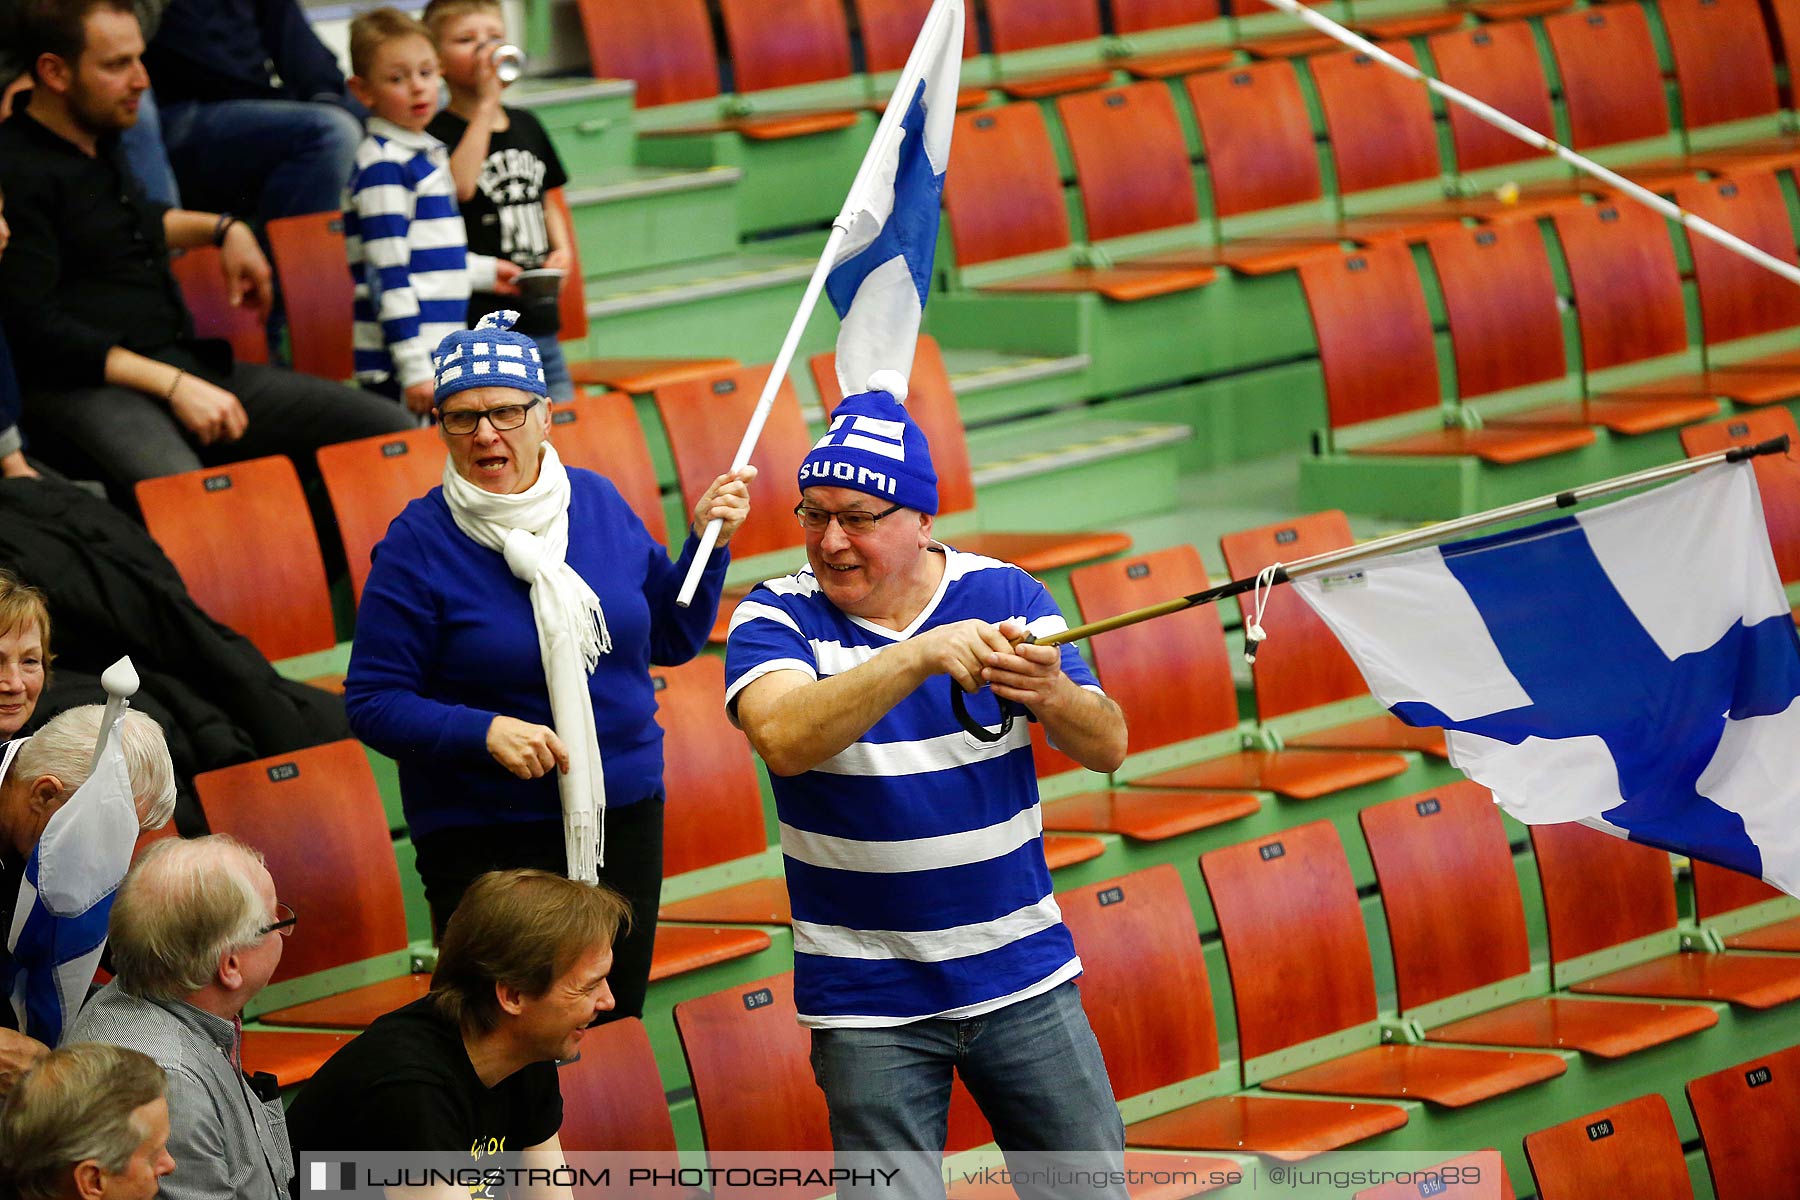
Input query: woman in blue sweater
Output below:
<box><xmin>344</xmin><ymin>312</ymin><xmax>752</xmax><ymax>1020</ymax></box>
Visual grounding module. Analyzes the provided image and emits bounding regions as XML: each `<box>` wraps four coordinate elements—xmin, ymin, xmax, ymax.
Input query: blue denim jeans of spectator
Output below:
<box><xmin>120</xmin><ymin>87</ymin><xmax>180</xmax><ymax>208</ymax></box>
<box><xmin>536</xmin><ymin>335</ymin><xmax>574</xmax><ymax>402</ymax></box>
<box><xmin>809</xmin><ymin>981</ymin><xmax>1128</xmax><ymax>1200</ymax></box>
<box><xmin>159</xmin><ymin>97</ymin><xmax>362</xmax><ymax>222</ymax></box>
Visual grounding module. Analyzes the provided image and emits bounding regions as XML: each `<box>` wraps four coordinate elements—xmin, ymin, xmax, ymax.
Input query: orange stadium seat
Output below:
<box><xmin>1036</xmin><ymin>720</ymin><xmax>1263</xmax><ymax>842</ymax></box>
<box><xmin>1690</xmin><ymin>859</ymin><xmax>1800</xmax><ymax>952</ymax></box>
<box><xmin>1352</xmin><ymin>1152</ymin><xmax>1515</xmax><ymax>1200</ymax></box>
<box><xmin>1299</xmin><ymin>242</ymin><xmax>1597</xmax><ymax>462</ymax></box>
<box><xmin>316</xmin><ymin>427</ymin><xmax>446</xmax><ymax>606</ymax></box>
<box><xmin>1060</xmin><ymin>865</ymin><xmax>1410</xmax><ymax>1156</ymax></box>
<box><xmin>809</xmin><ymin>337</ymin><xmax>1133</xmax><ymax>573</ymax></box>
<box><xmin>1427</xmin><ymin>221</ymin><xmax>1716</xmax><ymax>434</ymax></box>
<box><xmin>169</xmin><ymin>246</ymin><xmax>269</xmax><ymax>365</ymax></box>
<box><xmin>1771</xmin><ymin>0</ymin><xmax>1800</xmax><ymax>94</ymax></box>
<box><xmin>1531</xmin><ymin>822</ymin><xmax>1800</xmax><ymax>1008</ymax></box>
<box><xmin>545</xmin><ymin>390</ymin><xmax>670</xmax><ymax>543</ymax></box>
<box><xmin>1219</xmin><ymin>511</ymin><xmax>1449</xmax><ymax>755</ymax></box>
<box><xmin>942</xmin><ymin>103</ymin><xmax>1218</xmax><ymax>297</ymax></box>
<box><xmin>1360</xmin><ymin>781</ymin><xmax>1716</xmax><ymax>1055</ymax></box>
<box><xmin>266</xmin><ymin>212</ymin><xmax>354</xmax><ymax>381</ymax></box>
<box><xmin>717</xmin><ymin>0</ymin><xmax>854</xmax><ymax>96</ymax></box>
<box><xmin>1686</xmin><ymin>1043</ymin><xmax>1800</xmax><ymax>1200</ymax></box>
<box><xmin>135</xmin><ymin>455</ymin><xmax>337</xmax><ymax>663</ymax></box>
<box><xmin>1200</xmin><ymin>820</ymin><xmax>1566</xmax><ymax>1106</ymax></box>
<box><xmin>1678</xmin><ymin>408</ymin><xmax>1800</xmax><ymax>605</ymax></box>
<box><xmin>1430</xmin><ymin>22</ymin><xmax>1557</xmax><ymax>175</ymax></box>
<box><xmin>1539</xmin><ymin>6</ymin><xmax>1700</xmax><ymax>188</ymax></box>
<box><xmin>1659</xmin><ymin>0</ymin><xmax>1800</xmax><ymax>170</ymax></box>
<box><xmin>1071</xmin><ymin>545</ymin><xmax>1411</xmax><ymax>799</ymax></box>
<box><xmin>557</xmin><ymin>1019</ymin><xmax>688</xmax><ymax>1199</ymax></box>
<box><xmin>851</xmin><ymin>0</ymin><xmax>988</xmax><ymax>106</ymax></box>
<box><xmin>1524</xmin><ymin>1094</ymin><xmax>1694</xmax><ymax>1200</ymax></box>
<box><xmin>981</xmin><ymin>0</ymin><xmax>1115</xmax><ymax>99</ymax></box>
<box><xmin>1106</xmin><ymin>0</ymin><xmax>1236</xmax><ymax>78</ymax></box>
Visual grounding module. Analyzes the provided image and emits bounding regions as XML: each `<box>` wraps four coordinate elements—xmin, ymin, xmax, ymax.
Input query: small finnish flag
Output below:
<box><xmin>307</xmin><ymin>1161</ymin><xmax>358</xmax><ymax>1193</ymax></box>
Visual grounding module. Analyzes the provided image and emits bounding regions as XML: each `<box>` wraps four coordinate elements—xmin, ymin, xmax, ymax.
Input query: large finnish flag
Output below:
<box><xmin>3</xmin><ymin>719</ymin><xmax>139</xmax><ymax>1044</ymax></box>
<box><xmin>825</xmin><ymin>0</ymin><xmax>963</xmax><ymax>398</ymax></box>
<box><xmin>1294</xmin><ymin>465</ymin><xmax>1800</xmax><ymax>897</ymax></box>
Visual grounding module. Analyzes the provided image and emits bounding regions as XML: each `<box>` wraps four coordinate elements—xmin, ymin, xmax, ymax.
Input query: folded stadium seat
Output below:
<box><xmin>1177</xmin><ymin>62</ymin><xmax>1368</xmax><ymax>274</ymax></box>
<box><xmin>1668</xmin><ymin>173</ymin><xmax>1800</xmax><ymax>401</ymax></box>
<box><xmin>555</xmin><ymin>1017</ymin><xmax>682</xmax><ymax>1157</ymax></box>
<box><xmin>168</xmin><ymin>246</ymin><xmax>269</xmax><ymax>366</ymax></box>
<box><xmin>1200</xmin><ymin>820</ymin><xmax>1567</xmax><ymax>1105</ymax></box>
<box><xmin>1658</xmin><ymin>0</ymin><xmax>1800</xmax><ymax>173</ymax></box>
<box><xmin>1035</xmin><ymin>718</ymin><xmax>1262</xmax><ymax>842</ymax></box>
<box><xmin>1530</xmin><ymin>822</ymin><xmax>1800</xmax><ymax>1008</ymax></box>
<box><xmin>576</xmin><ymin>0</ymin><xmax>860</xmax><ymax>137</ymax></box>
<box><xmin>1689</xmin><ymin>859</ymin><xmax>1800</xmax><ymax>952</ymax></box>
<box><xmin>851</xmin><ymin>0</ymin><xmax>991</xmax><ymax>108</ymax></box>
<box><xmin>1426</xmin><ymin>221</ymin><xmax>1720</xmax><ymax>435</ymax></box>
<box><xmin>1535</xmin><ymin>6</ymin><xmax>1706</xmax><ymax>192</ymax></box>
<box><xmin>1107</xmin><ymin>0</ymin><xmax>1238</xmax><ymax>78</ymax></box>
<box><xmin>1070</xmin><ymin>545</ymin><xmax>1412</xmax><ymax>799</ymax></box>
<box><xmin>808</xmin><ymin>337</ymin><xmax>1134</xmax><ymax>574</ymax></box>
<box><xmin>189</xmin><ymin>741</ymin><xmax>420</xmax><ymax>1085</ymax></box>
<box><xmin>1298</xmin><ymin>241</ymin><xmax>1598</xmax><ymax>465</ymax></box>
<box><xmin>1678</xmin><ymin>408</ymin><xmax>1800</xmax><ymax>619</ymax></box>
<box><xmin>981</xmin><ymin>0</ymin><xmax>1117</xmax><ymax>99</ymax></box>
<box><xmin>674</xmin><ymin>973</ymin><xmax>1002</xmax><ymax>1200</ymax></box>
<box><xmin>135</xmin><ymin>456</ymin><xmax>340</xmax><ymax>672</ymax></box>
<box><xmin>1528</xmin><ymin>200</ymin><xmax>1734</xmax><ymax>419</ymax></box>
<box><xmin>941</xmin><ymin>102</ymin><xmax>1221</xmax><ymax>299</ymax></box>
<box><xmin>316</xmin><ymin>428</ymin><xmax>446</xmax><ymax>606</ymax></box>
<box><xmin>1351</xmin><ymin>1152</ymin><xmax>1516</xmax><ymax>1200</ymax></box>
<box><xmin>1370</xmin><ymin>22</ymin><xmax>1604</xmax><ymax>224</ymax></box>
<box><xmin>543</xmin><ymin>190</ymin><xmax>740</xmax><ymax>396</ymax></box>
<box><xmin>1360</xmin><ymin>781</ymin><xmax>1717</xmax><ymax>1056</ymax></box>
<box><xmin>265</xmin><ymin>212</ymin><xmax>354</xmax><ymax>381</ymax></box>
<box><xmin>1523</xmin><ymin>1094</ymin><xmax>1694</xmax><ymax>1200</ymax></box>
<box><xmin>1303</xmin><ymin>46</ymin><xmax>1471</xmax><ymax>242</ymax></box>
<box><xmin>1218</xmin><ymin>513</ymin><xmax>1449</xmax><ymax>757</ymax></box>
<box><xmin>651</xmin><ymin>364</ymin><xmax>813</xmax><ymax>644</ymax></box>
<box><xmin>1686</xmin><ymin>1044</ymin><xmax>1800</xmax><ymax>1200</ymax></box>
<box><xmin>1059</xmin><ymin>866</ymin><xmax>1410</xmax><ymax>1158</ymax></box>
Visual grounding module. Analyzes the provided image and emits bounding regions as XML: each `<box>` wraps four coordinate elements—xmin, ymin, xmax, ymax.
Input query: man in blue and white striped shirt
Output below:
<box><xmin>343</xmin><ymin>9</ymin><xmax>512</xmax><ymax>415</ymax></box>
<box><xmin>727</xmin><ymin>377</ymin><xmax>1130</xmax><ymax>1196</ymax></box>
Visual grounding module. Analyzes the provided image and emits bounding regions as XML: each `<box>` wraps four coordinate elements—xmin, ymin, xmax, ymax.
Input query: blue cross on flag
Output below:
<box><xmin>825</xmin><ymin>0</ymin><xmax>963</xmax><ymax>398</ymax></box>
<box><xmin>1295</xmin><ymin>464</ymin><xmax>1800</xmax><ymax>897</ymax></box>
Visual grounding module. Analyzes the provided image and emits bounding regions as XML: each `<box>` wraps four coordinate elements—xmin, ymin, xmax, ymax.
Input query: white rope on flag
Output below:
<box><xmin>1259</xmin><ymin>0</ymin><xmax>1800</xmax><ymax>289</ymax></box>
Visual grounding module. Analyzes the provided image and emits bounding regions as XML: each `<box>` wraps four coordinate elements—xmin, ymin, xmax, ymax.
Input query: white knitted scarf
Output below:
<box><xmin>442</xmin><ymin>443</ymin><xmax>611</xmax><ymax>880</ymax></box>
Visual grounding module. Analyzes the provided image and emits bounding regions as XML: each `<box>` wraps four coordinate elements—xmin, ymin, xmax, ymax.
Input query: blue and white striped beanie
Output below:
<box><xmin>432</xmin><ymin>310</ymin><xmax>547</xmax><ymax>402</ymax></box>
<box><xmin>798</xmin><ymin>370</ymin><xmax>938</xmax><ymax>514</ymax></box>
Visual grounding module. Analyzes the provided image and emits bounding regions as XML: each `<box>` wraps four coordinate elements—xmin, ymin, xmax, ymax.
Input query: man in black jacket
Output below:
<box><xmin>0</xmin><ymin>0</ymin><xmax>411</xmax><ymax>495</ymax></box>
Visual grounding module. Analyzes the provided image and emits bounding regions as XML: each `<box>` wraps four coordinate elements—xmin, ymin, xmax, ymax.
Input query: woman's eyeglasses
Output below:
<box><xmin>258</xmin><ymin>902</ymin><xmax>297</xmax><ymax>939</ymax></box>
<box><xmin>439</xmin><ymin>399</ymin><xmax>541</xmax><ymax>436</ymax></box>
<box><xmin>793</xmin><ymin>502</ymin><xmax>903</xmax><ymax>535</ymax></box>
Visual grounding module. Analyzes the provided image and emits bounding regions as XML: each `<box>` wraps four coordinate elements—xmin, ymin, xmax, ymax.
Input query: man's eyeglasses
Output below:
<box><xmin>439</xmin><ymin>399</ymin><xmax>541</xmax><ymax>436</ymax></box>
<box><xmin>258</xmin><ymin>903</ymin><xmax>297</xmax><ymax>939</ymax></box>
<box><xmin>794</xmin><ymin>502</ymin><xmax>903</xmax><ymax>535</ymax></box>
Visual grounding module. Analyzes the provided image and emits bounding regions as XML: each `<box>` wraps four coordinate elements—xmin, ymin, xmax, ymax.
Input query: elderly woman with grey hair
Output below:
<box><xmin>0</xmin><ymin>706</ymin><xmax>177</xmax><ymax>1079</ymax></box>
<box><xmin>0</xmin><ymin>1041</ymin><xmax>175</xmax><ymax>1200</ymax></box>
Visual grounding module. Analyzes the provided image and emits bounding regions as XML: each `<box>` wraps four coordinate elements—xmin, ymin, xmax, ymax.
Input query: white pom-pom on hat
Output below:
<box><xmin>865</xmin><ymin>369</ymin><xmax>910</xmax><ymax>404</ymax></box>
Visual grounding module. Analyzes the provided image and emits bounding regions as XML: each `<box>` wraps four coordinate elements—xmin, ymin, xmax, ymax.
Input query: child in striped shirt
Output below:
<box><xmin>343</xmin><ymin>8</ymin><xmax>519</xmax><ymax>414</ymax></box>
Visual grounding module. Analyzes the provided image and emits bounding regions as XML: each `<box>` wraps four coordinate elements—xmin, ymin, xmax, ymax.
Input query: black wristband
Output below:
<box><xmin>211</xmin><ymin>212</ymin><xmax>238</xmax><ymax>248</ymax></box>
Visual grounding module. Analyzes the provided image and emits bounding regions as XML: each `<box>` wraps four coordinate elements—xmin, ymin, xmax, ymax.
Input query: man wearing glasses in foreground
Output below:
<box><xmin>68</xmin><ymin>834</ymin><xmax>296</xmax><ymax>1200</ymax></box>
<box><xmin>725</xmin><ymin>374</ymin><xmax>1132</xmax><ymax>1200</ymax></box>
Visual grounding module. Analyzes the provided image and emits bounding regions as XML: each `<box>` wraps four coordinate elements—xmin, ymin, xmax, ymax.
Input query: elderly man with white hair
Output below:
<box><xmin>66</xmin><ymin>834</ymin><xmax>293</xmax><ymax>1200</ymax></box>
<box><xmin>0</xmin><ymin>705</ymin><xmax>176</xmax><ymax>1085</ymax></box>
<box><xmin>0</xmin><ymin>1041</ymin><xmax>177</xmax><ymax>1200</ymax></box>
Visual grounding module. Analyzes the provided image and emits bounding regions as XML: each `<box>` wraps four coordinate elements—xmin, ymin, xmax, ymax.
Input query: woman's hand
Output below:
<box><xmin>691</xmin><ymin>465</ymin><xmax>757</xmax><ymax>544</ymax></box>
<box><xmin>486</xmin><ymin>715</ymin><xmax>571</xmax><ymax>779</ymax></box>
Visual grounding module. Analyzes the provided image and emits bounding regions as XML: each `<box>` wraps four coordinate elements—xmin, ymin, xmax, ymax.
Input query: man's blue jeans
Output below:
<box><xmin>809</xmin><ymin>981</ymin><xmax>1128</xmax><ymax>1200</ymax></box>
<box><xmin>160</xmin><ymin>97</ymin><xmax>362</xmax><ymax>222</ymax></box>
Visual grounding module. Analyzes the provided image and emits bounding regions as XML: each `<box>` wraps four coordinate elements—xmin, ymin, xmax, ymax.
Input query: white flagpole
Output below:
<box><xmin>88</xmin><ymin>656</ymin><xmax>139</xmax><ymax>774</ymax></box>
<box><xmin>676</xmin><ymin>0</ymin><xmax>962</xmax><ymax>606</ymax></box>
<box><xmin>1259</xmin><ymin>0</ymin><xmax>1800</xmax><ymax>289</ymax></box>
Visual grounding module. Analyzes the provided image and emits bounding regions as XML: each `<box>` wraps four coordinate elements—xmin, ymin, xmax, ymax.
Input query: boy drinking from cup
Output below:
<box><xmin>425</xmin><ymin>0</ymin><xmax>576</xmax><ymax>400</ymax></box>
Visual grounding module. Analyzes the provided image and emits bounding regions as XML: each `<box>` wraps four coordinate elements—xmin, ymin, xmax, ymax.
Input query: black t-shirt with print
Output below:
<box><xmin>284</xmin><ymin>998</ymin><xmax>561</xmax><ymax>1165</ymax></box>
<box><xmin>427</xmin><ymin>106</ymin><xmax>569</xmax><ymax>336</ymax></box>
